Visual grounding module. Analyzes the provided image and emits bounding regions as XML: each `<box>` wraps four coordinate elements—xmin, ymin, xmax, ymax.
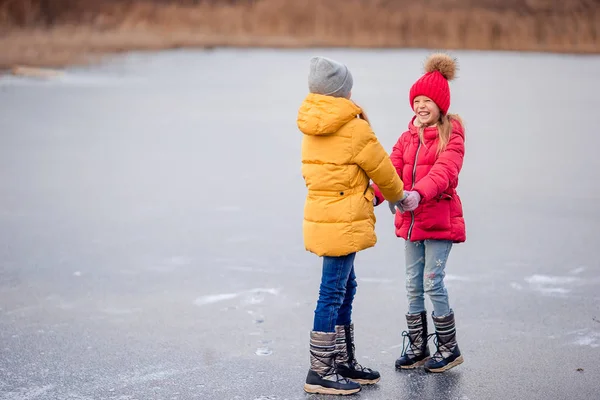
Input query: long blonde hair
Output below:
<box><xmin>418</xmin><ymin>114</ymin><xmax>463</xmax><ymax>156</ymax></box>
<box><xmin>352</xmin><ymin>100</ymin><xmax>371</xmax><ymax>125</ymax></box>
<box><xmin>358</xmin><ymin>109</ymin><xmax>371</xmax><ymax>125</ymax></box>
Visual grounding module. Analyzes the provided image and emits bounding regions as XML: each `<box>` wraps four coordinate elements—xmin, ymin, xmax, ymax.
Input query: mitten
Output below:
<box><xmin>401</xmin><ymin>191</ymin><xmax>421</xmax><ymax>212</ymax></box>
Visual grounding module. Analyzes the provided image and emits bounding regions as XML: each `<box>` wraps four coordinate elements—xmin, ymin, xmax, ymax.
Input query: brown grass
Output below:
<box><xmin>1</xmin><ymin>0</ymin><xmax>599</xmax><ymax>70</ymax></box>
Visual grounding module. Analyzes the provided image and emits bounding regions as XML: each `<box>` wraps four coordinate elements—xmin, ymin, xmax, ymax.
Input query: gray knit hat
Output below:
<box><xmin>308</xmin><ymin>56</ymin><xmax>353</xmax><ymax>98</ymax></box>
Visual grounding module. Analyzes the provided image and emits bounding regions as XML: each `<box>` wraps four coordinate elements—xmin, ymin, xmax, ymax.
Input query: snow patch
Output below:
<box><xmin>0</xmin><ymin>73</ymin><xmax>146</xmax><ymax>88</ymax></box>
<box><xmin>194</xmin><ymin>288</ymin><xmax>280</xmax><ymax>306</ymax></box>
<box><xmin>524</xmin><ymin>274</ymin><xmax>579</xmax><ymax>296</ymax></box>
<box><xmin>244</xmin><ymin>295</ymin><xmax>267</xmax><ymax>305</ymax></box>
<box><xmin>194</xmin><ymin>293</ymin><xmax>239</xmax><ymax>306</ymax></box>
<box><xmin>570</xmin><ymin>266</ymin><xmax>586</xmax><ymax>275</ymax></box>
<box><xmin>525</xmin><ymin>275</ymin><xmax>579</xmax><ymax>285</ymax></box>
<box><xmin>510</xmin><ymin>282</ymin><xmax>523</xmax><ymax>290</ymax></box>
<box><xmin>574</xmin><ymin>335</ymin><xmax>600</xmax><ymax>347</ymax></box>
<box><xmin>255</xmin><ymin>347</ymin><xmax>273</xmax><ymax>356</ymax></box>
<box><xmin>568</xmin><ymin>329</ymin><xmax>600</xmax><ymax>348</ymax></box>
<box><xmin>537</xmin><ymin>287</ymin><xmax>570</xmax><ymax>295</ymax></box>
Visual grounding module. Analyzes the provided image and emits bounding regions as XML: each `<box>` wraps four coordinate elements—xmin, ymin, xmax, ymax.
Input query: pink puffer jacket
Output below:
<box><xmin>374</xmin><ymin>117</ymin><xmax>466</xmax><ymax>242</ymax></box>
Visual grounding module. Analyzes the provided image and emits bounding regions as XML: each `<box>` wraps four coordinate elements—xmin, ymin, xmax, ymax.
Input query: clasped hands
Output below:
<box><xmin>388</xmin><ymin>190</ymin><xmax>421</xmax><ymax>214</ymax></box>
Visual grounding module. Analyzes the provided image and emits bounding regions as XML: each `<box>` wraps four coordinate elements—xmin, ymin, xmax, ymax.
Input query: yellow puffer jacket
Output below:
<box><xmin>298</xmin><ymin>93</ymin><xmax>404</xmax><ymax>257</ymax></box>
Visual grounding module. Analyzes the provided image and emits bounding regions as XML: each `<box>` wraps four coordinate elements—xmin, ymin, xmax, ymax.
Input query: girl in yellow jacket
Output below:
<box><xmin>297</xmin><ymin>56</ymin><xmax>405</xmax><ymax>396</ymax></box>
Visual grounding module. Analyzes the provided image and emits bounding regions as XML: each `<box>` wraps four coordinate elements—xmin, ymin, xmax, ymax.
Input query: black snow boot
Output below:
<box><xmin>424</xmin><ymin>310</ymin><xmax>464</xmax><ymax>373</ymax></box>
<box><xmin>304</xmin><ymin>331</ymin><xmax>361</xmax><ymax>395</ymax></box>
<box><xmin>335</xmin><ymin>323</ymin><xmax>381</xmax><ymax>385</ymax></box>
<box><xmin>395</xmin><ymin>311</ymin><xmax>431</xmax><ymax>369</ymax></box>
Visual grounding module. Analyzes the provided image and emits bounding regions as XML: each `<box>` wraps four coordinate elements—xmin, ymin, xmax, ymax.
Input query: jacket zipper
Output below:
<box><xmin>407</xmin><ymin>140</ymin><xmax>422</xmax><ymax>241</ymax></box>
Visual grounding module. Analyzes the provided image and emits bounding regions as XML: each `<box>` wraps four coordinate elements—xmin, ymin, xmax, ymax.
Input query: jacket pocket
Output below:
<box><xmin>420</xmin><ymin>197</ymin><xmax>451</xmax><ymax>231</ymax></box>
<box><xmin>361</xmin><ymin>189</ymin><xmax>376</xmax><ymax>224</ymax></box>
<box><xmin>363</xmin><ymin>189</ymin><xmax>375</xmax><ymax>203</ymax></box>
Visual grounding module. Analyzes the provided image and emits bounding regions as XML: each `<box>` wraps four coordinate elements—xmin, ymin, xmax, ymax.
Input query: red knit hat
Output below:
<box><xmin>409</xmin><ymin>53</ymin><xmax>457</xmax><ymax>115</ymax></box>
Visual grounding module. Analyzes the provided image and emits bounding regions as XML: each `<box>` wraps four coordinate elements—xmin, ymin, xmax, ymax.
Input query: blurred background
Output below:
<box><xmin>1</xmin><ymin>0</ymin><xmax>599</xmax><ymax>69</ymax></box>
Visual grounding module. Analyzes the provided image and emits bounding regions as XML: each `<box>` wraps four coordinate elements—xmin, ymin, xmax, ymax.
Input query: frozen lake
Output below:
<box><xmin>1</xmin><ymin>48</ymin><xmax>600</xmax><ymax>399</ymax></box>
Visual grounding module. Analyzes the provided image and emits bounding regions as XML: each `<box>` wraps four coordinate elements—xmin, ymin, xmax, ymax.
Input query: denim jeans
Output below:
<box><xmin>405</xmin><ymin>240</ymin><xmax>452</xmax><ymax>317</ymax></box>
<box><xmin>313</xmin><ymin>253</ymin><xmax>357</xmax><ymax>332</ymax></box>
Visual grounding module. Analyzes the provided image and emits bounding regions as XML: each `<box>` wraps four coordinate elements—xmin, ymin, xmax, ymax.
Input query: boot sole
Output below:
<box><xmin>397</xmin><ymin>357</ymin><xmax>430</xmax><ymax>370</ymax></box>
<box><xmin>350</xmin><ymin>377</ymin><xmax>380</xmax><ymax>385</ymax></box>
<box><xmin>303</xmin><ymin>384</ymin><xmax>361</xmax><ymax>395</ymax></box>
<box><xmin>425</xmin><ymin>355</ymin><xmax>464</xmax><ymax>373</ymax></box>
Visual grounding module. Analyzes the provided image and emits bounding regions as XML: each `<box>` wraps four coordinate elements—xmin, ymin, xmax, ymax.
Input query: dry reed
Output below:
<box><xmin>1</xmin><ymin>0</ymin><xmax>599</xmax><ymax>69</ymax></box>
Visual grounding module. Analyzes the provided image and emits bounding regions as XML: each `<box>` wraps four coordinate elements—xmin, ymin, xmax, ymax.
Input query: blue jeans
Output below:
<box><xmin>405</xmin><ymin>240</ymin><xmax>452</xmax><ymax>317</ymax></box>
<box><xmin>313</xmin><ymin>253</ymin><xmax>357</xmax><ymax>332</ymax></box>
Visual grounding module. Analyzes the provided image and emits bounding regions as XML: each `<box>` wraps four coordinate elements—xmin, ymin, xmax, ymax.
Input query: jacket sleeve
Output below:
<box><xmin>353</xmin><ymin>120</ymin><xmax>404</xmax><ymax>203</ymax></box>
<box><xmin>413</xmin><ymin>129</ymin><xmax>465</xmax><ymax>202</ymax></box>
<box><xmin>373</xmin><ymin>135</ymin><xmax>405</xmax><ymax>205</ymax></box>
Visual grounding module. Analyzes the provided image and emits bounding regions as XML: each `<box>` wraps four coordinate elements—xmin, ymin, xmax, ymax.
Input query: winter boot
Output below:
<box><xmin>424</xmin><ymin>311</ymin><xmax>464</xmax><ymax>373</ymax></box>
<box><xmin>395</xmin><ymin>311</ymin><xmax>431</xmax><ymax>369</ymax></box>
<box><xmin>304</xmin><ymin>331</ymin><xmax>361</xmax><ymax>395</ymax></box>
<box><xmin>335</xmin><ymin>324</ymin><xmax>381</xmax><ymax>385</ymax></box>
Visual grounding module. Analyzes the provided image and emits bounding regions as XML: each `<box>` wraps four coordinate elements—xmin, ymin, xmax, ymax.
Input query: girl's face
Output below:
<box><xmin>413</xmin><ymin>95</ymin><xmax>441</xmax><ymax>126</ymax></box>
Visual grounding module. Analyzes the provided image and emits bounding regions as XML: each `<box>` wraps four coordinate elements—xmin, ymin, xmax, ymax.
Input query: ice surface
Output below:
<box><xmin>1</xmin><ymin>48</ymin><xmax>600</xmax><ymax>399</ymax></box>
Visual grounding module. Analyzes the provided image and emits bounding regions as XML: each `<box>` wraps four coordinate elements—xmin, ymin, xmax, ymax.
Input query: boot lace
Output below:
<box><xmin>401</xmin><ymin>330</ymin><xmax>429</xmax><ymax>358</ymax></box>
<box><xmin>429</xmin><ymin>332</ymin><xmax>450</xmax><ymax>363</ymax></box>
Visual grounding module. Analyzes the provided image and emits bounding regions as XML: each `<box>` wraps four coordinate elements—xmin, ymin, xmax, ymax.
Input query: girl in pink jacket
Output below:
<box><xmin>374</xmin><ymin>53</ymin><xmax>466</xmax><ymax>373</ymax></box>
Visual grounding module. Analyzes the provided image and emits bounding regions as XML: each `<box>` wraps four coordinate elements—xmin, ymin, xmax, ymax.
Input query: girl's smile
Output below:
<box><xmin>413</xmin><ymin>95</ymin><xmax>441</xmax><ymax>126</ymax></box>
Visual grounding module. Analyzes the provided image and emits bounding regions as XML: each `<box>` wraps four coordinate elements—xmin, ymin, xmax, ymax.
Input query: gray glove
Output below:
<box><xmin>388</xmin><ymin>201</ymin><xmax>404</xmax><ymax>214</ymax></box>
<box><xmin>388</xmin><ymin>192</ymin><xmax>409</xmax><ymax>214</ymax></box>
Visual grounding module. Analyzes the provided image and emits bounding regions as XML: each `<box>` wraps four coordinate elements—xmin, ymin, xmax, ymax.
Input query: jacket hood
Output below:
<box><xmin>297</xmin><ymin>93</ymin><xmax>361</xmax><ymax>136</ymax></box>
